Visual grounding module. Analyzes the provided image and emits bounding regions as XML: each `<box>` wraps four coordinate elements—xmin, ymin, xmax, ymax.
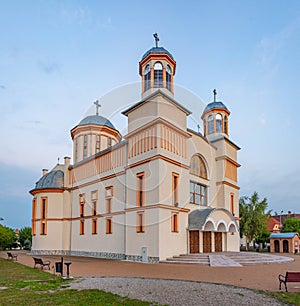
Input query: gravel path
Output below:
<box><xmin>69</xmin><ymin>277</ymin><xmax>285</xmax><ymax>306</ymax></box>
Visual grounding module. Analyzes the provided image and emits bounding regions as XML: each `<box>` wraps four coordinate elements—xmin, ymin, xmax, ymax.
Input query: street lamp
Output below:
<box><xmin>280</xmin><ymin>210</ymin><xmax>284</xmax><ymax>231</ymax></box>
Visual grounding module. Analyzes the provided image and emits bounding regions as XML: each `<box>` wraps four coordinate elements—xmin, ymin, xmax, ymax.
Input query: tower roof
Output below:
<box><xmin>78</xmin><ymin>115</ymin><xmax>116</xmax><ymax>130</ymax></box>
<box><xmin>141</xmin><ymin>46</ymin><xmax>174</xmax><ymax>61</ymax></box>
<box><xmin>35</xmin><ymin>170</ymin><xmax>64</xmax><ymax>189</ymax></box>
<box><xmin>203</xmin><ymin>101</ymin><xmax>228</xmax><ymax>113</ymax></box>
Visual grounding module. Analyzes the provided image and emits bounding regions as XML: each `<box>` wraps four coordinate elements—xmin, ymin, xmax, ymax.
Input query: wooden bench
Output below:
<box><xmin>279</xmin><ymin>272</ymin><xmax>300</xmax><ymax>292</ymax></box>
<box><xmin>7</xmin><ymin>252</ymin><xmax>18</xmax><ymax>261</ymax></box>
<box><xmin>33</xmin><ymin>257</ymin><xmax>51</xmax><ymax>270</ymax></box>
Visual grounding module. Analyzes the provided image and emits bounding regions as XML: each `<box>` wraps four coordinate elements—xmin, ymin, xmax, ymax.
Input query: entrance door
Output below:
<box><xmin>274</xmin><ymin>240</ymin><xmax>280</xmax><ymax>252</ymax></box>
<box><xmin>283</xmin><ymin>240</ymin><xmax>289</xmax><ymax>253</ymax></box>
<box><xmin>215</xmin><ymin>232</ymin><xmax>222</xmax><ymax>252</ymax></box>
<box><xmin>189</xmin><ymin>230</ymin><xmax>199</xmax><ymax>253</ymax></box>
<box><xmin>203</xmin><ymin>231</ymin><xmax>212</xmax><ymax>252</ymax></box>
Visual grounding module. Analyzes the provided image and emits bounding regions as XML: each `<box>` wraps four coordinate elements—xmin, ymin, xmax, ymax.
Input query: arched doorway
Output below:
<box><xmin>274</xmin><ymin>240</ymin><xmax>280</xmax><ymax>252</ymax></box>
<box><xmin>203</xmin><ymin>231</ymin><xmax>212</xmax><ymax>252</ymax></box>
<box><xmin>215</xmin><ymin>223</ymin><xmax>226</xmax><ymax>252</ymax></box>
<box><xmin>189</xmin><ymin>230</ymin><xmax>199</xmax><ymax>253</ymax></box>
<box><xmin>215</xmin><ymin>232</ymin><xmax>222</xmax><ymax>252</ymax></box>
<box><xmin>283</xmin><ymin>240</ymin><xmax>289</xmax><ymax>253</ymax></box>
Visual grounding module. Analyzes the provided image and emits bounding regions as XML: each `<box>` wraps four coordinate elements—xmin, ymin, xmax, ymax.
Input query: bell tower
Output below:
<box><xmin>201</xmin><ymin>89</ymin><xmax>230</xmax><ymax>141</ymax></box>
<box><xmin>139</xmin><ymin>33</ymin><xmax>176</xmax><ymax>99</ymax></box>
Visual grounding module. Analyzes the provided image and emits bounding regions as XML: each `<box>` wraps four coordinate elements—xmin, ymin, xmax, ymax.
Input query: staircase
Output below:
<box><xmin>160</xmin><ymin>252</ymin><xmax>294</xmax><ymax>266</ymax></box>
<box><xmin>160</xmin><ymin>254</ymin><xmax>210</xmax><ymax>265</ymax></box>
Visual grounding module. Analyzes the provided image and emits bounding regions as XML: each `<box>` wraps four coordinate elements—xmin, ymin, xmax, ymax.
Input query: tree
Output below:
<box><xmin>239</xmin><ymin>192</ymin><xmax>269</xmax><ymax>250</ymax></box>
<box><xmin>18</xmin><ymin>227</ymin><xmax>32</xmax><ymax>250</ymax></box>
<box><xmin>281</xmin><ymin>218</ymin><xmax>300</xmax><ymax>234</ymax></box>
<box><xmin>0</xmin><ymin>224</ymin><xmax>17</xmax><ymax>250</ymax></box>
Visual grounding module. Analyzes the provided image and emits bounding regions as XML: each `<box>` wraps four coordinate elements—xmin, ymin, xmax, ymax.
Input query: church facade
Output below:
<box><xmin>30</xmin><ymin>41</ymin><xmax>241</xmax><ymax>262</ymax></box>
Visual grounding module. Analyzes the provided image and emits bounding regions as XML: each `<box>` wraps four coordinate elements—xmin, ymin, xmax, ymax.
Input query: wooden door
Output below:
<box><xmin>203</xmin><ymin>231</ymin><xmax>212</xmax><ymax>252</ymax></box>
<box><xmin>189</xmin><ymin>230</ymin><xmax>199</xmax><ymax>253</ymax></box>
<box><xmin>215</xmin><ymin>232</ymin><xmax>222</xmax><ymax>252</ymax></box>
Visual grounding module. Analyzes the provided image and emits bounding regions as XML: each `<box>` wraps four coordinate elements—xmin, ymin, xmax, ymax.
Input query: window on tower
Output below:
<box><xmin>166</xmin><ymin>65</ymin><xmax>172</xmax><ymax>90</ymax></box>
<box><xmin>224</xmin><ymin>116</ymin><xmax>228</xmax><ymax>134</ymax></box>
<box><xmin>154</xmin><ymin>62</ymin><xmax>163</xmax><ymax>88</ymax></box>
<box><xmin>216</xmin><ymin>113</ymin><xmax>223</xmax><ymax>133</ymax></box>
<box><xmin>208</xmin><ymin>115</ymin><xmax>214</xmax><ymax>134</ymax></box>
<box><xmin>144</xmin><ymin>64</ymin><xmax>151</xmax><ymax>91</ymax></box>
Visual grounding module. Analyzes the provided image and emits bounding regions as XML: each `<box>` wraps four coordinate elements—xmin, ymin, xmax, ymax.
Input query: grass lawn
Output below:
<box><xmin>271</xmin><ymin>291</ymin><xmax>300</xmax><ymax>306</ymax></box>
<box><xmin>0</xmin><ymin>258</ymin><xmax>156</xmax><ymax>305</ymax></box>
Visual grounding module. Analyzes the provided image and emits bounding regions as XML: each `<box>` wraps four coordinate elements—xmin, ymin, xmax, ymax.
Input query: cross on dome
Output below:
<box><xmin>213</xmin><ymin>89</ymin><xmax>217</xmax><ymax>102</ymax></box>
<box><xmin>153</xmin><ymin>33</ymin><xmax>159</xmax><ymax>48</ymax></box>
<box><xmin>94</xmin><ymin>100</ymin><xmax>101</xmax><ymax>116</ymax></box>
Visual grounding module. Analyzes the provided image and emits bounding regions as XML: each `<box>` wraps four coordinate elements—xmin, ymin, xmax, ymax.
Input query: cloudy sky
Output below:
<box><xmin>1</xmin><ymin>0</ymin><xmax>300</xmax><ymax>228</ymax></box>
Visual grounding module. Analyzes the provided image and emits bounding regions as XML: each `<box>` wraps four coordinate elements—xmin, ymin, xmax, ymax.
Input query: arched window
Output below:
<box><xmin>190</xmin><ymin>155</ymin><xmax>207</xmax><ymax>179</ymax></box>
<box><xmin>224</xmin><ymin>116</ymin><xmax>228</xmax><ymax>134</ymax></box>
<box><xmin>216</xmin><ymin>113</ymin><xmax>222</xmax><ymax>133</ymax></box>
<box><xmin>154</xmin><ymin>62</ymin><xmax>163</xmax><ymax>88</ymax></box>
<box><xmin>166</xmin><ymin>65</ymin><xmax>172</xmax><ymax>90</ymax></box>
<box><xmin>208</xmin><ymin>115</ymin><xmax>214</xmax><ymax>134</ymax></box>
<box><xmin>144</xmin><ymin>64</ymin><xmax>151</xmax><ymax>91</ymax></box>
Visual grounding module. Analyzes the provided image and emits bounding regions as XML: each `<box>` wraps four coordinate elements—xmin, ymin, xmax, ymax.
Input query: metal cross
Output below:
<box><xmin>94</xmin><ymin>100</ymin><xmax>101</xmax><ymax>116</ymax></box>
<box><xmin>153</xmin><ymin>33</ymin><xmax>159</xmax><ymax>48</ymax></box>
<box><xmin>213</xmin><ymin>89</ymin><xmax>217</xmax><ymax>102</ymax></box>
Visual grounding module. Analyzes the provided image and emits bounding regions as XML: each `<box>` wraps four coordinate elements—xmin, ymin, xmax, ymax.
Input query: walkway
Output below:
<box><xmin>1</xmin><ymin>251</ymin><xmax>299</xmax><ymax>292</ymax></box>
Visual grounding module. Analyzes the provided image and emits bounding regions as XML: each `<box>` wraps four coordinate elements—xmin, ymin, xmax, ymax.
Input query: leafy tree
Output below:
<box><xmin>281</xmin><ymin>218</ymin><xmax>300</xmax><ymax>234</ymax></box>
<box><xmin>239</xmin><ymin>192</ymin><xmax>269</xmax><ymax>250</ymax></box>
<box><xmin>0</xmin><ymin>224</ymin><xmax>17</xmax><ymax>250</ymax></box>
<box><xmin>255</xmin><ymin>227</ymin><xmax>270</xmax><ymax>249</ymax></box>
<box><xmin>18</xmin><ymin>227</ymin><xmax>32</xmax><ymax>250</ymax></box>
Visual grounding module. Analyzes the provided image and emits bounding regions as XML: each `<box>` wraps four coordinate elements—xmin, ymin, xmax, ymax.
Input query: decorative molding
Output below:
<box><xmin>216</xmin><ymin>181</ymin><xmax>240</xmax><ymax>190</ymax></box>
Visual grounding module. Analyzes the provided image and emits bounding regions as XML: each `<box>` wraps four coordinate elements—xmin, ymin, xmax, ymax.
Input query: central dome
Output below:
<box><xmin>78</xmin><ymin>115</ymin><xmax>116</xmax><ymax>130</ymax></box>
<box><xmin>141</xmin><ymin>47</ymin><xmax>174</xmax><ymax>60</ymax></box>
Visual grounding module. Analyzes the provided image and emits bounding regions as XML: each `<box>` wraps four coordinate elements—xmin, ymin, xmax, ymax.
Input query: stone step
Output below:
<box><xmin>160</xmin><ymin>260</ymin><xmax>209</xmax><ymax>265</ymax></box>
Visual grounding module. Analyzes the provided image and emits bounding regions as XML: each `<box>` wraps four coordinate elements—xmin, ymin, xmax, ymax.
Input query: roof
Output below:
<box><xmin>270</xmin><ymin>232</ymin><xmax>299</xmax><ymax>239</ymax></box>
<box><xmin>78</xmin><ymin>115</ymin><xmax>116</xmax><ymax>130</ymax></box>
<box><xmin>122</xmin><ymin>89</ymin><xmax>191</xmax><ymax>116</ymax></box>
<box><xmin>267</xmin><ymin>217</ymin><xmax>281</xmax><ymax>232</ymax></box>
<box><xmin>203</xmin><ymin>101</ymin><xmax>228</xmax><ymax>113</ymax></box>
<box><xmin>141</xmin><ymin>47</ymin><xmax>174</xmax><ymax>60</ymax></box>
<box><xmin>188</xmin><ymin>208</ymin><xmax>215</xmax><ymax>229</ymax></box>
<box><xmin>34</xmin><ymin>170</ymin><xmax>64</xmax><ymax>189</ymax></box>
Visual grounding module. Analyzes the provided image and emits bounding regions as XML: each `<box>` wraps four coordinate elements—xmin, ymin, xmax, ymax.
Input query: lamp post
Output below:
<box><xmin>280</xmin><ymin>210</ymin><xmax>283</xmax><ymax>231</ymax></box>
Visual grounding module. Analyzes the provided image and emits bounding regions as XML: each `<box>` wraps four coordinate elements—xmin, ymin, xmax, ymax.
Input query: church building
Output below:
<box><xmin>30</xmin><ymin>37</ymin><xmax>241</xmax><ymax>262</ymax></box>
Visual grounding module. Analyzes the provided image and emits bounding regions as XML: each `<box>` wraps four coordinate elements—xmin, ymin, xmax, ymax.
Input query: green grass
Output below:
<box><xmin>0</xmin><ymin>258</ymin><xmax>155</xmax><ymax>305</ymax></box>
<box><xmin>270</xmin><ymin>291</ymin><xmax>300</xmax><ymax>306</ymax></box>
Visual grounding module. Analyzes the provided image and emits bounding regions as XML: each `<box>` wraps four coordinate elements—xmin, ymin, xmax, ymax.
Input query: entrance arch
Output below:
<box><xmin>274</xmin><ymin>240</ymin><xmax>280</xmax><ymax>252</ymax></box>
<box><xmin>283</xmin><ymin>240</ymin><xmax>289</xmax><ymax>253</ymax></box>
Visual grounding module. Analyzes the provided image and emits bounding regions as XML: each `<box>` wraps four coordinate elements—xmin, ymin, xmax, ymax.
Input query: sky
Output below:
<box><xmin>1</xmin><ymin>0</ymin><xmax>300</xmax><ymax>229</ymax></box>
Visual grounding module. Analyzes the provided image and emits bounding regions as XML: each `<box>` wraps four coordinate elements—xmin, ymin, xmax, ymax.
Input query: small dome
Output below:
<box><xmin>78</xmin><ymin>115</ymin><xmax>116</xmax><ymax>130</ymax></box>
<box><xmin>203</xmin><ymin>101</ymin><xmax>228</xmax><ymax>114</ymax></box>
<box><xmin>141</xmin><ymin>47</ymin><xmax>174</xmax><ymax>60</ymax></box>
<box><xmin>35</xmin><ymin>170</ymin><xmax>64</xmax><ymax>189</ymax></box>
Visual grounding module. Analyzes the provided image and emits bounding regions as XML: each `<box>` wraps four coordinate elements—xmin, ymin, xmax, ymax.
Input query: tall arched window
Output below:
<box><xmin>224</xmin><ymin>116</ymin><xmax>228</xmax><ymax>134</ymax></box>
<box><xmin>190</xmin><ymin>155</ymin><xmax>208</xmax><ymax>179</ymax></box>
<box><xmin>216</xmin><ymin>113</ymin><xmax>222</xmax><ymax>133</ymax></box>
<box><xmin>166</xmin><ymin>65</ymin><xmax>171</xmax><ymax>90</ymax></box>
<box><xmin>208</xmin><ymin>115</ymin><xmax>214</xmax><ymax>135</ymax></box>
<box><xmin>154</xmin><ymin>62</ymin><xmax>163</xmax><ymax>87</ymax></box>
<box><xmin>144</xmin><ymin>64</ymin><xmax>151</xmax><ymax>91</ymax></box>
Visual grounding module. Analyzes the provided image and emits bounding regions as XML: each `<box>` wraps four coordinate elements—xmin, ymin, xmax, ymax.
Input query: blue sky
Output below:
<box><xmin>1</xmin><ymin>0</ymin><xmax>300</xmax><ymax>228</ymax></box>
